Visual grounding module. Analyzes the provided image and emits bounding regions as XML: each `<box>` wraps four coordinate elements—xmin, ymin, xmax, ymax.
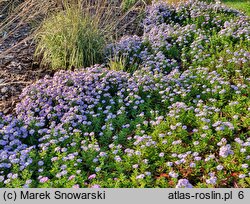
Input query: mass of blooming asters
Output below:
<box><xmin>0</xmin><ymin>0</ymin><xmax>250</xmax><ymax>188</ymax></box>
<box><xmin>106</xmin><ymin>0</ymin><xmax>250</xmax><ymax>76</ymax></box>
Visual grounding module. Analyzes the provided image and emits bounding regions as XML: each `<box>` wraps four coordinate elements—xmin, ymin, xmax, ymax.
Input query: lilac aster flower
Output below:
<box><xmin>39</xmin><ymin>177</ymin><xmax>49</xmax><ymax>183</ymax></box>
<box><xmin>206</xmin><ymin>176</ymin><xmax>217</xmax><ymax>185</ymax></box>
<box><xmin>132</xmin><ymin>164</ymin><xmax>139</xmax><ymax>169</ymax></box>
<box><xmin>176</xmin><ymin>179</ymin><xmax>193</xmax><ymax>188</ymax></box>
<box><xmin>91</xmin><ymin>184</ymin><xmax>100</xmax><ymax>188</ymax></box>
<box><xmin>114</xmin><ymin>156</ymin><xmax>122</xmax><ymax>162</ymax></box>
<box><xmin>169</xmin><ymin>171</ymin><xmax>178</xmax><ymax>178</ymax></box>
<box><xmin>68</xmin><ymin>175</ymin><xmax>76</xmax><ymax>181</ymax></box>
<box><xmin>26</xmin><ymin>179</ymin><xmax>32</xmax><ymax>184</ymax></box>
<box><xmin>166</xmin><ymin>162</ymin><xmax>173</xmax><ymax>167</ymax></box>
<box><xmin>219</xmin><ymin>145</ymin><xmax>234</xmax><ymax>158</ymax></box>
<box><xmin>88</xmin><ymin>174</ymin><xmax>96</xmax><ymax>180</ymax></box>
<box><xmin>38</xmin><ymin>161</ymin><xmax>44</xmax><ymax>166</ymax></box>
<box><xmin>159</xmin><ymin>152</ymin><xmax>165</xmax><ymax>157</ymax></box>
<box><xmin>241</xmin><ymin>164</ymin><xmax>248</xmax><ymax>169</ymax></box>
<box><xmin>136</xmin><ymin>174</ymin><xmax>145</xmax><ymax>179</ymax></box>
<box><xmin>0</xmin><ymin>176</ymin><xmax>4</xmax><ymax>182</ymax></box>
<box><xmin>73</xmin><ymin>184</ymin><xmax>80</xmax><ymax>188</ymax></box>
<box><xmin>239</xmin><ymin>174</ymin><xmax>246</xmax><ymax>179</ymax></box>
<box><xmin>216</xmin><ymin>165</ymin><xmax>224</xmax><ymax>171</ymax></box>
<box><xmin>95</xmin><ymin>167</ymin><xmax>101</xmax><ymax>172</ymax></box>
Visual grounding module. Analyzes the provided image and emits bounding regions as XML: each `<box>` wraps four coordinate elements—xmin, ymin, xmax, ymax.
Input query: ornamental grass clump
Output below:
<box><xmin>34</xmin><ymin>4</ymin><xmax>106</xmax><ymax>70</ymax></box>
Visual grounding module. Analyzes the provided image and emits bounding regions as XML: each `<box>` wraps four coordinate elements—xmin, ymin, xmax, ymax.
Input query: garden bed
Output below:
<box><xmin>0</xmin><ymin>0</ymin><xmax>249</xmax><ymax>188</ymax></box>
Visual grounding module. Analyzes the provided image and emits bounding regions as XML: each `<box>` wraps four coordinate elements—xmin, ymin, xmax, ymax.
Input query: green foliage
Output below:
<box><xmin>108</xmin><ymin>56</ymin><xmax>138</xmax><ymax>73</ymax></box>
<box><xmin>223</xmin><ymin>0</ymin><xmax>250</xmax><ymax>16</ymax></box>
<box><xmin>108</xmin><ymin>56</ymin><xmax>126</xmax><ymax>71</ymax></box>
<box><xmin>121</xmin><ymin>0</ymin><xmax>138</xmax><ymax>11</ymax></box>
<box><xmin>201</xmin><ymin>0</ymin><xmax>250</xmax><ymax>16</ymax></box>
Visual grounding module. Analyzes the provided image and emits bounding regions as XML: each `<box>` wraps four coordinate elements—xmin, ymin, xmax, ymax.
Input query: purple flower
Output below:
<box><xmin>159</xmin><ymin>152</ymin><xmax>165</xmax><ymax>157</ymax></box>
<box><xmin>216</xmin><ymin>165</ymin><xmax>224</xmax><ymax>171</ymax></box>
<box><xmin>132</xmin><ymin>164</ymin><xmax>139</xmax><ymax>169</ymax></box>
<box><xmin>176</xmin><ymin>179</ymin><xmax>193</xmax><ymax>188</ymax></box>
<box><xmin>39</xmin><ymin>177</ymin><xmax>49</xmax><ymax>183</ymax></box>
<box><xmin>38</xmin><ymin>161</ymin><xmax>44</xmax><ymax>166</ymax></box>
<box><xmin>88</xmin><ymin>174</ymin><xmax>96</xmax><ymax>180</ymax></box>
<box><xmin>73</xmin><ymin>184</ymin><xmax>80</xmax><ymax>188</ymax></box>
<box><xmin>114</xmin><ymin>156</ymin><xmax>122</xmax><ymax>162</ymax></box>
<box><xmin>219</xmin><ymin>145</ymin><xmax>234</xmax><ymax>158</ymax></box>
<box><xmin>166</xmin><ymin>162</ymin><xmax>173</xmax><ymax>167</ymax></box>
<box><xmin>241</xmin><ymin>164</ymin><xmax>248</xmax><ymax>169</ymax></box>
<box><xmin>95</xmin><ymin>167</ymin><xmax>101</xmax><ymax>172</ymax></box>
<box><xmin>206</xmin><ymin>175</ymin><xmax>217</xmax><ymax>185</ymax></box>
<box><xmin>169</xmin><ymin>171</ymin><xmax>178</xmax><ymax>178</ymax></box>
<box><xmin>239</xmin><ymin>174</ymin><xmax>246</xmax><ymax>179</ymax></box>
<box><xmin>68</xmin><ymin>175</ymin><xmax>76</xmax><ymax>181</ymax></box>
<box><xmin>136</xmin><ymin>174</ymin><xmax>145</xmax><ymax>179</ymax></box>
<box><xmin>91</xmin><ymin>184</ymin><xmax>100</xmax><ymax>188</ymax></box>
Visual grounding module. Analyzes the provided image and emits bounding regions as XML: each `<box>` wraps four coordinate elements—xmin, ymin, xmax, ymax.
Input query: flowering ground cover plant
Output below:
<box><xmin>0</xmin><ymin>0</ymin><xmax>249</xmax><ymax>188</ymax></box>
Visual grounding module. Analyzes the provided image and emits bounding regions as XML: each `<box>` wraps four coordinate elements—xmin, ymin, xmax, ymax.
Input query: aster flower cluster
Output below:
<box><xmin>107</xmin><ymin>0</ymin><xmax>249</xmax><ymax>78</ymax></box>
<box><xmin>0</xmin><ymin>0</ymin><xmax>249</xmax><ymax>188</ymax></box>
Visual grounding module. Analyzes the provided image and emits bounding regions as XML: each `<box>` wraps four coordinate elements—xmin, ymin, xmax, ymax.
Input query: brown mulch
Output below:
<box><xmin>0</xmin><ymin>39</ymin><xmax>54</xmax><ymax>114</ymax></box>
<box><xmin>0</xmin><ymin>19</ymin><xmax>53</xmax><ymax>114</ymax></box>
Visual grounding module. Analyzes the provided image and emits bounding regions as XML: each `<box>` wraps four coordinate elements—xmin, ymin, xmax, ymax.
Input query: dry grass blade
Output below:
<box><xmin>0</xmin><ymin>81</ymin><xmax>32</xmax><ymax>87</ymax></box>
<box><xmin>114</xmin><ymin>0</ymin><xmax>146</xmax><ymax>35</ymax></box>
<box><xmin>0</xmin><ymin>0</ymin><xmax>59</xmax><ymax>59</ymax></box>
